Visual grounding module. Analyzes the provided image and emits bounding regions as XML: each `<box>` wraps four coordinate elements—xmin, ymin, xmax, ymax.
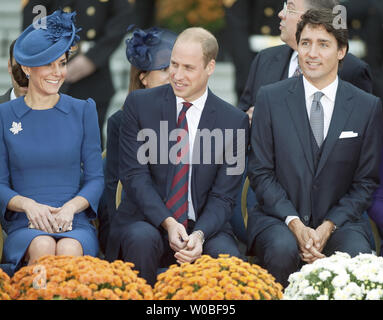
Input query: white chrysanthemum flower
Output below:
<box><xmin>331</xmin><ymin>273</ymin><xmax>350</xmax><ymax>288</ymax></box>
<box><xmin>317</xmin><ymin>294</ymin><xmax>329</xmax><ymax>300</ymax></box>
<box><xmin>319</xmin><ymin>270</ymin><xmax>332</xmax><ymax>281</ymax></box>
<box><xmin>366</xmin><ymin>289</ymin><xmax>383</xmax><ymax>300</ymax></box>
<box><xmin>343</xmin><ymin>282</ymin><xmax>362</xmax><ymax>299</ymax></box>
<box><xmin>303</xmin><ymin>286</ymin><xmax>318</xmax><ymax>296</ymax></box>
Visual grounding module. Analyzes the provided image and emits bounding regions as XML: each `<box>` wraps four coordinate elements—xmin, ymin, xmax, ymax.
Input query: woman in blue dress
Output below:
<box><xmin>0</xmin><ymin>10</ymin><xmax>104</xmax><ymax>274</ymax></box>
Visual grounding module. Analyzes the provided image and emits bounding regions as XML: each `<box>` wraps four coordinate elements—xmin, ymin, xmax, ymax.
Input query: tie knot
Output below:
<box><xmin>182</xmin><ymin>102</ymin><xmax>192</xmax><ymax>111</ymax></box>
<box><xmin>313</xmin><ymin>91</ymin><xmax>324</xmax><ymax>102</ymax></box>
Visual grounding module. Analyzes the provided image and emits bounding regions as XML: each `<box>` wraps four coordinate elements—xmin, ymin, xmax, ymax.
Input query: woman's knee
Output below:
<box><xmin>27</xmin><ymin>236</ymin><xmax>56</xmax><ymax>263</ymax></box>
<box><xmin>56</xmin><ymin>238</ymin><xmax>83</xmax><ymax>256</ymax></box>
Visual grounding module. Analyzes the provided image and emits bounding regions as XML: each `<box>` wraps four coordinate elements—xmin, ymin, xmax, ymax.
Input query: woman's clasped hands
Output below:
<box><xmin>24</xmin><ymin>199</ymin><xmax>74</xmax><ymax>233</ymax></box>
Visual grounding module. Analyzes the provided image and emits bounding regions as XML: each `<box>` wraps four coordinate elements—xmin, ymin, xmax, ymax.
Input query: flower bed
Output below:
<box><xmin>0</xmin><ymin>268</ymin><xmax>14</xmax><ymax>300</ymax></box>
<box><xmin>10</xmin><ymin>255</ymin><xmax>153</xmax><ymax>300</ymax></box>
<box><xmin>154</xmin><ymin>254</ymin><xmax>283</xmax><ymax>300</ymax></box>
<box><xmin>284</xmin><ymin>252</ymin><xmax>383</xmax><ymax>300</ymax></box>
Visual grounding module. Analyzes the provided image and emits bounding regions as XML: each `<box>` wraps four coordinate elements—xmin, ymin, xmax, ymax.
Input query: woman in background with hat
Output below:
<box><xmin>100</xmin><ymin>27</ymin><xmax>177</xmax><ymax>251</ymax></box>
<box><xmin>0</xmin><ymin>10</ymin><xmax>104</xmax><ymax>274</ymax></box>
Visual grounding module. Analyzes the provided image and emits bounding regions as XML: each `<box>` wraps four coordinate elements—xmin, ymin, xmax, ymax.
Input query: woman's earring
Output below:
<box><xmin>26</xmin><ymin>74</ymin><xmax>30</xmax><ymax>79</ymax></box>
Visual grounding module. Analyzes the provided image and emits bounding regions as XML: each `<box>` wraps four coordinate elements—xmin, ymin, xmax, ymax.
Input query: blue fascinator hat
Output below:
<box><xmin>126</xmin><ymin>26</ymin><xmax>177</xmax><ymax>71</ymax></box>
<box><xmin>14</xmin><ymin>10</ymin><xmax>80</xmax><ymax>67</ymax></box>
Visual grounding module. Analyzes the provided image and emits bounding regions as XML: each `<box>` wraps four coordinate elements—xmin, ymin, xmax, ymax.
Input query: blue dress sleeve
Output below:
<box><xmin>77</xmin><ymin>98</ymin><xmax>104</xmax><ymax>219</ymax></box>
<box><xmin>0</xmin><ymin>110</ymin><xmax>19</xmax><ymax>217</ymax></box>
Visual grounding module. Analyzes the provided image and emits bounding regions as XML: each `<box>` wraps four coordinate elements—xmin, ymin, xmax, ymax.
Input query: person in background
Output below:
<box><xmin>239</xmin><ymin>0</ymin><xmax>373</xmax><ymax>123</ymax></box>
<box><xmin>0</xmin><ymin>10</ymin><xmax>104</xmax><ymax>275</ymax></box>
<box><xmin>0</xmin><ymin>40</ymin><xmax>28</xmax><ymax>103</ymax></box>
<box><xmin>22</xmin><ymin>0</ymin><xmax>134</xmax><ymax>146</ymax></box>
<box><xmin>99</xmin><ymin>26</ymin><xmax>177</xmax><ymax>253</ymax></box>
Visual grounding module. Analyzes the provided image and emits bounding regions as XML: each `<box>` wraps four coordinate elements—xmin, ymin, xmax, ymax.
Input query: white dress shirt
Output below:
<box><xmin>285</xmin><ymin>76</ymin><xmax>339</xmax><ymax>226</ymax></box>
<box><xmin>288</xmin><ymin>51</ymin><xmax>299</xmax><ymax>78</ymax></box>
<box><xmin>10</xmin><ymin>88</ymin><xmax>17</xmax><ymax>101</ymax></box>
<box><xmin>175</xmin><ymin>89</ymin><xmax>208</xmax><ymax>221</ymax></box>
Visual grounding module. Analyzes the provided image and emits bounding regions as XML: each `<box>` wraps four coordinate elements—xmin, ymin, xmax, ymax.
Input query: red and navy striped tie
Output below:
<box><xmin>166</xmin><ymin>102</ymin><xmax>192</xmax><ymax>228</ymax></box>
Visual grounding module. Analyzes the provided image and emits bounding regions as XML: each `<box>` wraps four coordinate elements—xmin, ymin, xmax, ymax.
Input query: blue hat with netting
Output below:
<box><xmin>14</xmin><ymin>10</ymin><xmax>80</xmax><ymax>67</ymax></box>
<box><xmin>126</xmin><ymin>26</ymin><xmax>177</xmax><ymax>71</ymax></box>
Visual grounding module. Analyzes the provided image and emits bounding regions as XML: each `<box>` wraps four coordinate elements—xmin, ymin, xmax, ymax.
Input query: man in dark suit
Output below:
<box><xmin>238</xmin><ymin>0</ymin><xmax>373</xmax><ymax>122</ymax></box>
<box><xmin>106</xmin><ymin>27</ymin><xmax>249</xmax><ymax>286</ymax></box>
<box><xmin>0</xmin><ymin>40</ymin><xmax>28</xmax><ymax>104</ymax></box>
<box><xmin>247</xmin><ymin>9</ymin><xmax>383</xmax><ymax>288</ymax></box>
<box><xmin>22</xmin><ymin>0</ymin><xmax>134</xmax><ymax>145</ymax></box>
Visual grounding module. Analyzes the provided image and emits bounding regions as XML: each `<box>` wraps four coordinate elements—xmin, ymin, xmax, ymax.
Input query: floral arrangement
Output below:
<box><xmin>155</xmin><ymin>0</ymin><xmax>226</xmax><ymax>34</ymax></box>
<box><xmin>0</xmin><ymin>268</ymin><xmax>15</xmax><ymax>300</ymax></box>
<box><xmin>153</xmin><ymin>254</ymin><xmax>283</xmax><ymax>300</ymax></box>
<box><xmin>284</xmin><ymin>252</ymin><xmax>383</xmax><ymax>300</ymax></box>
<box><xmin>10</xmin><ymin>255</ymin><xmax>153</xmax><ymax>300</ymax></box>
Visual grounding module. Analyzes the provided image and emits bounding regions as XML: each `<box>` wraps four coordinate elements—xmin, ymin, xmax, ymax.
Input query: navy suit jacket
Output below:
<box><xmin>247</xmin><ymin>76</ymin><xmax>383</xmax><ymax>250</ymax></box>
<box><xmin>107</xmin><ymin>84</ymin><xmax>249</xmax><ymax>259</ymax></box>
<box><xmin>238</xmin><ymin>44</ymin><xmax>373</xmax><ymax>111</ymax></box>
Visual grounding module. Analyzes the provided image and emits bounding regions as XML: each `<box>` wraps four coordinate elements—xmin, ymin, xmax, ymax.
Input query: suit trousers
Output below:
<box><xmin>119</xmin><ymin>220</ymin><xmax>241</xmax><ymax>286</ymax></box>
<box><xmin>251</xmin><ymin>219</ymin><xmax>372</xmax><ymax>288</ymax></box>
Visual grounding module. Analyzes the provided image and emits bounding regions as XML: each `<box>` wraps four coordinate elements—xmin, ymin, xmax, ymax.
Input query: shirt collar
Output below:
<box><xmin>176</xmin><ymin>88</ymin><xmax>208</xmax><ymax>112</ymax></box>
<box><xmin>303</xmin><ymin>76</ymin><xmax>338</xmax><ymax>102</ymax></box>
<box><xmin>291</xmin><ymin>51</ymin><xmax>298</xmax><ymax>62</ymax></box>
<box><xmin>10</xmin><ymin>88</ymin><xmax>17</xmax><ymax>101</ymax></box>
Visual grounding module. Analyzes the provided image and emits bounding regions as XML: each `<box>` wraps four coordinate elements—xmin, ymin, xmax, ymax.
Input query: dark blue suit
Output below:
<box><xmin>106</xmin><ymin>84</ymin><xmax>249</xmax><ymax>285</ymax></box>
<box><xmin>238</xmin><ymin>44</ymin><xmax>373</xmax><ymax>112</ymax></box>
<box><xmin>247</xmin><ymin>77</ymin><xmax>383</xmax><ymax>287</ymax></box>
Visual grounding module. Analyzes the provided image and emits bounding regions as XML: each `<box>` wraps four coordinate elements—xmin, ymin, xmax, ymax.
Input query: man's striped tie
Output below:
<box><xmin>166</xmin><ymin>102</ymin><xmax>192</xmax><ymax>227</ymax></box>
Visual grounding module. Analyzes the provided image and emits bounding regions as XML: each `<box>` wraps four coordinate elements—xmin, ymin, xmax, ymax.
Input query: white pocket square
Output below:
<box><xmin>339</xmin><ymin>131</ymin><xmax>358</xmax><ymax>139</ymax></box>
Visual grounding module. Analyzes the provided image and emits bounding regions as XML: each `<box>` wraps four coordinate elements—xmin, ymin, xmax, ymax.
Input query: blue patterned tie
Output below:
<box><xmin>293</xmin><ymin>64</ymin><xmax>302</xmax><ymax>77</ymax></box>
<box><xmin>166</xmin><ymin>102</ymin><xmax>192</xmax><ymax>227</ymax></box>
<box><xmin>310</xmin><ymin>92</ymin><xmax>324</xmax><ymax>147</ymax></box>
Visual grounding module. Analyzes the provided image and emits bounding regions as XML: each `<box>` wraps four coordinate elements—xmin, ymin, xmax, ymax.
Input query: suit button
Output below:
<box><xmin>261</xmin><ymin>25</ymin><xmax>271</xmax><ymax>35</ymax></box>
<box><xmin>303</xmin><ymin>216</ymin><xmax>309</xmax><ymax>222</ymax></box>
<box><xmin>87</xmin><ymin>29</ymin><xmax>96</xmax><ymax>39</ymax></box>
<box><xmin>264</xmin><ymin>7</ymin><xmax>274</xmax><ymax>17</ymax></box>
<box><xmin>87</xmin><ymin>6</ymin><xmax>96</xmax><ymax>16</ymax></box>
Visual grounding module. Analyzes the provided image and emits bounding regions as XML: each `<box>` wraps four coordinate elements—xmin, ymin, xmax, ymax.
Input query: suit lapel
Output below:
<box><xmin>270</xmin><ymin>45</ymin><xmax>293</xmax><ymax>81</ymax></box>
<box><xmin>162</xmin><ymin>85</ymin><xmax>178</xmax><ymax>197</ymax></box>
<box><xmin>191</xmin><ymin>89</ymin><xmax>217</xmax><ymax>213</ymax></box>
<box><xmin>286</xmin><ymin>77</ymin><xmax>315</xmax><ymax>175</ymax></box>
<box><xmin>315</xmin><ymin>81</ymin><xmax>354</xmax><ymax>178</ymax></box>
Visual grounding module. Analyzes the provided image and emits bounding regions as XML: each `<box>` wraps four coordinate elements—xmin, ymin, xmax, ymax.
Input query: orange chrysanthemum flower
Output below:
<box><xmin>153</xmin><ymin>254</ymin><xmax>284</xmax><ymax>300</ymax></box>
<box><xmin>10</xmin><ymin>255</ymin><xmax>153</xmax><ymax>300</ymax></box>
<box><xmin>0</xmin><ymin>268</ymin><xmax>16</xmax><ymax>300</ymax></box>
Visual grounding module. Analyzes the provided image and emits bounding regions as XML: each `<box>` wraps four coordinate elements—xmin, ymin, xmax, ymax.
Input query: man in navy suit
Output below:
<box><xmin>239</xmin><ymin>0</ymin><xmax>372</xmax><ymax>122</ymax></box>
<box><xmin>106</xmin><ymin>27</ymin><xmax>249</xmax><ymax>286</ymax></box>
<box><xmin>247</xmin><ymin>9</ymin><xmax>383</xmax><ymax>288</ymax></box>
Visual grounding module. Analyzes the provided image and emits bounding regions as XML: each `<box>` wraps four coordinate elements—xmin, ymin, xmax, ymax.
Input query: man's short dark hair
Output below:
<box><xmin>296</xmin><ymin>9</ymin><xmax>349</xmax><ymax>64</ymax></box>
<box><xmin>305</xmin><ymin>0</ymin><xmax>340</xmax><ymax>10</ymax></box>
